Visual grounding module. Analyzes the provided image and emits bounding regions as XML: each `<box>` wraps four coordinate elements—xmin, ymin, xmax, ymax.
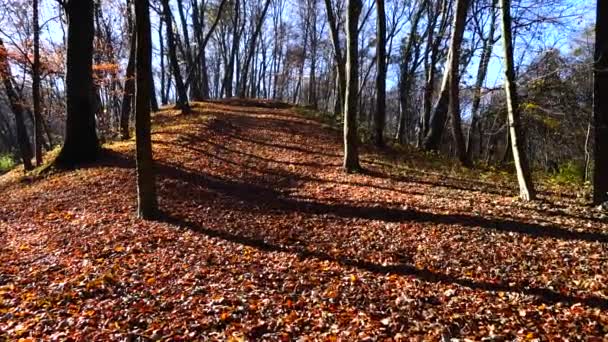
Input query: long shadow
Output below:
<box><xmin>158</xmin><ymin>213</ymin><xmax>608</xmax><ymax>311</ymax></box>
<box><xmin>156</xmin><ymin>162</ymin><xmax>608</xmax><ymax>244</ymax></box>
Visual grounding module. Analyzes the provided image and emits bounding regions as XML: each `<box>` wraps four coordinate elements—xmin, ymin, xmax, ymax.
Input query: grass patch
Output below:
<box><xmin>0</xmin><ymin>153</ymin><xmax>15</xmax><ymax>173</ymax></box>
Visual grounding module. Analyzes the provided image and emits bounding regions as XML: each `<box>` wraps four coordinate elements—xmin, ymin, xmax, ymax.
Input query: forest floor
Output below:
<box><xmin>1</xmin><ymin>99</ymin><xmax>607</xmax><ymax>340</ymax></box>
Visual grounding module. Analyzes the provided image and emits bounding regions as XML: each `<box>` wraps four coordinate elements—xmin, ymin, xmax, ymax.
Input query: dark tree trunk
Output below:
<box><xmin>32</xmin><ymin>0</ymin><xmax>43</xmax><ymax>166</ymax></box>
<box><xmin>0</xmin><ymin>39</ymin><xmax>33</xmax><ymax>170</ymax></box>
<box><xmin>134</xmin><ymin>0</ymin><xmax>158</xmax><ymax>218</ymax></box>
<box><xmin>374</xmin><ymin>0</ymin><xmax>386</xmax><ymax>147</ymax></box>
<box><xmin>121</xmin><ymin>0</ymin><xmax>136</xmax><ymax>140</ymax></box>
<box><xmin>594</xmin><ymin>0</ymin><xmax>608</xmax><ymax>204</ymax></box>
<box><xmin>55</xmin><ymin>0</ymin><xmax>100</xmax><ymax>167</ymax></box>
<box><xmin>343</xmin><ymin>0</ymin><xmax>362</xmax><ymax>172</ymax></box>
<box><xmin>448</xmin><ymin>0</ymin><xmax>471</xmax><ymax>167</ymax></box>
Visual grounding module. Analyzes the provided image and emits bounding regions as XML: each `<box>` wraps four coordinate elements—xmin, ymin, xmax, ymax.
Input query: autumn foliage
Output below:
<box><xmin>1</xmin><ymin>101</ymin><xmax>607</xmax><ymax>339</ymax></box>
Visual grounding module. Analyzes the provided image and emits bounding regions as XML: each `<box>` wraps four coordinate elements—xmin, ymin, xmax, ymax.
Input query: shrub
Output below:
<box><xmin>550</xmin><ymin>161</ymin><xmax>585</xmax><ymax>185</ymax></box>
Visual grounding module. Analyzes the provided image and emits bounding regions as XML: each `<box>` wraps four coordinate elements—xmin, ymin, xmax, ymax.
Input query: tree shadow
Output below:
<box><xmin>156</xmin><ymin>162</ymin><xmax>608</xmax><ymax>245</ymax></box>
<box><xmin>158</xmin><ymin>212</ymin><xmax>608</xmax><ymax>311</ymax></box>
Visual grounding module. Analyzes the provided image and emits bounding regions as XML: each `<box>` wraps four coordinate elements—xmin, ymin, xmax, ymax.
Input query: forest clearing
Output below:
<box><xmin>1</xmin><ymin>100</ymin><xmax>607</xmax><ymax>340</ymax></box>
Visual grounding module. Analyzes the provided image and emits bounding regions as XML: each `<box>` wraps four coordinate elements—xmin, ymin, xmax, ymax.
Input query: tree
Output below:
<box><xmin>121</xmin><ymin>0</ymin><xmax>136</xmax><ymax>140</ymax></box>
<box><xmin>32</xmin><ymin>0</ymin><xmax>43</xmax><ymax>166</ymax></box>
<box><xmin>447</xmin><ymin>0</ymin><xmax>471</xmax><ymax>167</ymax></box>
<box><xmin>594</xmin><ymin>0</ymin><xmax>608</xmax><ymax>204</ymax></box>
<box><xmin>374</xmin><ymin>0</ymin><xmax>386</xmax><ymax>148</ymax></box>
<box><xmin>343</xmin><ymin>0</ymin><xmax>362</xmax><ymax>172</ymax></box>
<box><xmin>134</xmin><ymin>0</ymin><xmax>158</xmax><ymax>218</ymax></box>
<box><xmin>160</xmin><ymin>0</ymin><xmax>190</xmax><ymax>113</ymax></box>
<box><xmin>0</xmin><ymin>38</ymin><xmax>33</xmax><ymax>170</ymax></box>
<box><xmin>500</xmin><ymin>0</ymin><xmax>535</xmax><ymax>201</ymax></box>
<box><xmin>422</xmin><ymin>0</ymin><xmax>470</xmax><ymax>164</ymax></box>
<box><xmin>323</xmin><ymin>0</ymin><xmax>346</xmax><ymax>116</ymax></box>
<box><xmin>55</xmin><ymin>0</ymin><xmax>100</xmax><ymax>167</ymax></box>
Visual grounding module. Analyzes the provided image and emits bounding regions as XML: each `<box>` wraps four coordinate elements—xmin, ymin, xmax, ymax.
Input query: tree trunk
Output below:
<box><xmin>500</xmin><ymin>0</ymin><xmax>535</xmax><ymax>201</ymax></box>
<box><xmin>467</xmin><ymin>0</ymin><xmax>497</xmax><ymax>160</ymax></box>
<box><xmin>448</xmin><ymin>0</ymin><xmax>471</xmax><ymax>166</ymax></box>
<box><xmin>239</xmin><ymin>0</ymin><xmax>272</xmax><ymax>98</ymax></box>
<box><xmin>32</xmin><ymin>0</ymin><xmax>43</xmax><ymax>166</ymax></box>
<box><xmin>374</xmin><ymin>0</ymin><xmax>386</xmax><ymax>148</ymax></box>
<box><xmin>160</xmin><ymin>0</ymin><xmax>190</xmax><ymax>112</ymax></box>
<box><xmin>594</xmin><ymin>0</ymin><xmax>608</xmax><ymax>204</ymax></box>
<box><xmin>55</xmin><ymin>0</ymin><xmax>100</xmax><ymax>167</ymax></box>
<box><xmin>0</xmin><ymin>39</ymin><xmax>33</xmax><ymax>170</ymax></box>
<box><xmin>134</xmin><ymin>0</ymin><xmax>158</xmax><ymax>219</ymax></box>
<box><xmin>323</xmin><ymin>0</ymin><xmax>346</xmax><ymax>116</ymax></box>
<box><xmin>121</xmin><ymin>0</ymin><xmax>136</xmax><ymax>140</ymax></box>
<box><xmin>343</xmin><ymin>0</ymin><xmax>362</xmax><ymax>172</ymax></box>
<box><xmin>423</xmin><ymin>0</ymin><xmax>469</xmax><ymax>154</ymax></box>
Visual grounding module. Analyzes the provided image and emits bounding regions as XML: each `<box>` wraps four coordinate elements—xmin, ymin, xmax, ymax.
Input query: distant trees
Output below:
<box><xmin>134</xmin><ymin>0</ymin><xmax>158</xmax><ymax>218</ymax></box>
<box><xmin>55</xmin><ymin>0</ymin><xmax>99</xmax><ymax>167</ymax></box>
<box><xmin>594</xmin><ymin>0</ymin><xmax>608</xmax><ymax>204</ymax></box>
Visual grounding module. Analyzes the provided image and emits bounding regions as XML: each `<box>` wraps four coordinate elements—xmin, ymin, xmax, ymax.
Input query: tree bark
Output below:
<box><xmin>134</xmin><ymin>0</ymin><xmax>158</xmax><ymax>218</ymax></box>
<box><xmin>343</xmin><ymin>0</ymin><xmax>362</xmax><ymax>172</ymax></box>
<box><xmin>55</xmin><ymin>0</ymin><xmax>100</xmax><ymax>167</ymax></box>
<box><xmin>594</xmin><ymin>0</ymin><xmax>608</xmax><ymax>204</ymax></box>
<box><xmin>374</xmin><ymin>0</ymin><xmax>386</xmax><ymax>147</ymax></box>
<box><xmin>500</xmin><ymin>0</ymin><xmax>535</xmax><ymax>201</ymax></box>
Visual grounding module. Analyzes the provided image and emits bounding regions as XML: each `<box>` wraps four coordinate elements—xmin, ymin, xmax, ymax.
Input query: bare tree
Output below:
<box><xmin>500</xmin><ymin>0</ymin><xmax>535</xmax><ymax>201</ymax></box>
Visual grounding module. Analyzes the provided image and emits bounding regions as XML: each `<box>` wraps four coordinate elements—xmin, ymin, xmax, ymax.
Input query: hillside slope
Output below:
<box><xmin>1</xmin><ymin>100</ymin><xmax>607</xmax><ymax>340</ymax></box>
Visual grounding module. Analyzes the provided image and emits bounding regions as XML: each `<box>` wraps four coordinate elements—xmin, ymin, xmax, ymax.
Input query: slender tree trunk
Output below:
<box><xmin>55</xmin><ymin>0</ymin><xmax>99</xmax><ymax>167</ymax></box>
<box><xmin>32</xmin><ymin>0</ymin><xmax>43</xmax><ymax>166</ymax></box>
<box><xmin>134</xmin><ymin>0</ymin><xmax>158</xmax><ymax>218</ymax></box>
<box><xmin>323</xmin><ymin>0</ymin><xmax>346</xmax><ymax>116</ymax></box>
<box><xmin>159</xmin><ymin>20</ymin><xmax>167</xmax><ymax>105</ymax></box>
<box><xmin>594</xmin><ymin>0</ymin><xmax>608</xmax><ymax>204</ymax></box>
<box><xmin>0</xmin><ymin>39</ymin><xmax>33</xmax><ymax>170</ymax></box>
<box><xmin>500</xmin><ymin>0</ymin><xmax>535</xmax><ymax>201</ymax></box>
<box><xmin>343</xmin><ymin>0</ymin><xmax>362</xmax><ymax>172</ymax></box>
<box><xmin>239</xmin><ymin>0</ymin><xmax>271</xmax><ymax>97</ymax></box>
<box><xmin>374</xmin><ymin>0</ymin><xmax>387</xmax><ymax>147</ymax></box>
<box><xmin>121</xmin><ymin>0</ymin><xmax>136</xmax><ymax>140</ymax></box>
<box><xmin>160</xmin><ymin>0</ymin><xmax>189</xmax><ymax>112</ymax></box>
<box><xmin>467</xmin><ymin>0</ymin><xmax>497</xmax><ymax>160</ymax></box>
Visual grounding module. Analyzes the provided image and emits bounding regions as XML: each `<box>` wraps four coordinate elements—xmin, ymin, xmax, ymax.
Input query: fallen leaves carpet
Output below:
<box><xmin>1</xmin><ymin>100</ymin><xmax>607</xmax><ymax>340</ymax></box>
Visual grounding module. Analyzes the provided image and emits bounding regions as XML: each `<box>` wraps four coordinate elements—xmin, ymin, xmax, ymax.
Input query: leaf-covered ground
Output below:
<box><xmin>1</xmin><ymin>100</ymin><xmax>607</xmax><ymax>340</ymax></box>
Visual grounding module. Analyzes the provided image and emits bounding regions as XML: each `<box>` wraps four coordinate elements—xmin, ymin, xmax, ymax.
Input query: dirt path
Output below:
<box><xmin>1</xmin><ymin>100</ymin><xmax>607</xmax><ymax>340</ymax></box>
